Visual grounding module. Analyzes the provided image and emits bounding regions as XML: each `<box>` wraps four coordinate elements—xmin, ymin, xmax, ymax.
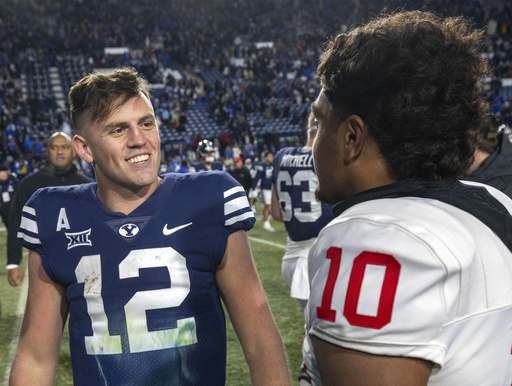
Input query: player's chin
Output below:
<box><xmin>130</xmin><ymin>173</ymin><xmax>160</xmax><ymax>188</ymax></box>
<box><xmin>125</xmin><ymin>163</ymin><xmax>159</xmax><ymax>180</ymax></box>
<box><xmin>315</xmin><ymin>185</ymin><xmax>337</xmax><ymax>205</ymax></box>
<box><xmin>315</xmin><ymin>182</ymin><xmax>346</xmax><ymax>205</ymax></box>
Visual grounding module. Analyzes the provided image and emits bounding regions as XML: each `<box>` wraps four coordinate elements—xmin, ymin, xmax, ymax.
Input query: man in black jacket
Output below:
<box><xmin>0</xmin><ymin>164</ymin><xmax>19</xmax><ymax>227</ymax></box>
<box><xmin>464</xmin><ymin>115</ymin><xmax>512</xmax><ymax>199</ymax></box>
<box><xmin>6</xmin><ymin>132</ymin><xmax>92</xmax><ymax>287</ymax></box>
<box><xmin>230</xmin><ymin>157</ymin><xmax>253</xmax><ymax>196</ymax></box>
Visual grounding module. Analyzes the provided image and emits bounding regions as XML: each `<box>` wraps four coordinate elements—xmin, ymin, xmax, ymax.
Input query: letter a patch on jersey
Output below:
<box><xmin>65</xmin><ymin>229</ymin><xmax>92</xmax><ymax>250</ymax></box>
<box><xmin>56</xmin><ymin>207</ymin><xmax>71</xmax><ymax>231</ymax></box>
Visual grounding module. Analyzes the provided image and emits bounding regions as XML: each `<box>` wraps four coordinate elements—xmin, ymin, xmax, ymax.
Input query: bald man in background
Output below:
<box><xmin>6</xmin><ymin>132</ymin><xmax>92</xmax><ymax>286</ymax></box>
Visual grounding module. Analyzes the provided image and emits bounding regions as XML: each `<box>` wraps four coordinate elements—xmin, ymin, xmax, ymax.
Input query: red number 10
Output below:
<box><xmin>316</xmin><ymin>247</ymin><xmax>401</xmax><ymax>329</ymax></box>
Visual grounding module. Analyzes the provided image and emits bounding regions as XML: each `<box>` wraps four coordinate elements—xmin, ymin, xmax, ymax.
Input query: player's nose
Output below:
<box><xmin>127</xmin><ymin>126</ymin><xmax>147</xmax><ymax>147</ymax></box>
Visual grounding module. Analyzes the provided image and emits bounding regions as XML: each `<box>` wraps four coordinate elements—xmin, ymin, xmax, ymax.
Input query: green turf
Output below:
<box><xmin>0</xmin><ymin>207</ymin><xmax>305</xmax><ymax>385</ymax></box>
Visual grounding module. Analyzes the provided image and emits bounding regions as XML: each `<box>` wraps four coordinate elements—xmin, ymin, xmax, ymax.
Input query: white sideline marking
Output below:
<box><xmin>3</xmin><ymin>260</ymin><xmax>28</xmax><ymax>385</ymax></box>
<box><xmin>248</xmin><ymin>236</ymin><xmax>286</xmax><ymax>250</ymax></box>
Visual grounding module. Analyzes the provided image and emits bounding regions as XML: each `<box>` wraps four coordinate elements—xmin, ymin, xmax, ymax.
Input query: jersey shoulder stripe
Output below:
<box><xmin>223</xmin><ymin>183</ymin><xmax>254</xmax><ymax>226</ymax></box>
<box><xmin>18</xmin><ymin>205</ymin><xmax>40</xmax><ymax>245</ymax></box>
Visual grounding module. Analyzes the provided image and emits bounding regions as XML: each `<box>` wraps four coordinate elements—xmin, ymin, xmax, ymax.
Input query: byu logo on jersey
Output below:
<box><xmin>65</xmin><ymin>229</ymin><xmax>92</xmax><ymax>250</ymax></box>
<box><xmin>119</xmin><ymin>223</ymin><xmax>140</xmax><ymax>238</ymax></box>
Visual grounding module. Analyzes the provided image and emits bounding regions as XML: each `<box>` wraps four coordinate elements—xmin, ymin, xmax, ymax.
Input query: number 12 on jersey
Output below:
<box><xmin>316</xmin><ymin>247</ymin><xmax>401</xmax><ymax>329</ymax></box>
<box><xmin>75</xmin><ymin>247</ymin><xmax>198</xmax><ymax>355</ymax></box>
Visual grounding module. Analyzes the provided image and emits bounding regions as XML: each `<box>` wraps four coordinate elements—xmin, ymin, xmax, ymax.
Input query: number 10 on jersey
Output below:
<box><xmin>316</xmin><ymin>247</ymin><xmax>401</xmax><ymax>329</ymax></box>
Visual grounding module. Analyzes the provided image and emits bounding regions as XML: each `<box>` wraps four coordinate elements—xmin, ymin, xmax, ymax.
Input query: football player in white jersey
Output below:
<box><xmin>304</xmin><ymin>10</ymin><xmax>512</xmax><ymax>385</ymax></box>
<box><xmin>10</xmin><ymin>68</ymin><xmax>290</xmax><ymax>386</ymax></box>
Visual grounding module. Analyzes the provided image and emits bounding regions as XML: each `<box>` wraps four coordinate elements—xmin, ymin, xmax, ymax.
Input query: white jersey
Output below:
<box><xmin>304</xmin><ymin>180</ymin><xmax>512</xmax><ymax>385</ymax></box>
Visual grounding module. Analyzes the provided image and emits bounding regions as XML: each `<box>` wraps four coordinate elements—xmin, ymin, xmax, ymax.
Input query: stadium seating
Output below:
<box><xmin>0</xmin><ymin>0</ymin><xmax>511</xmax><ymax>168</ymax></box>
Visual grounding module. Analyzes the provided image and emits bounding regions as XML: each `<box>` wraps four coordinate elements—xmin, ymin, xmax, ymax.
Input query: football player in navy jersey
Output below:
<box><xmin>303</xmin><ymin>11</ymin><xmax>512</xmax><ymax>386</ymax></box>
<box><xmin>252</xmin><ymin>151</ymin><xmax>275</xmax><ymax>231</ymax></box>
<box><xmin>10</xmin><ymin>67</ymin><xmax>290</xmax><ymax>386</ymax></box>
<box><xmin>271</xmin><ymin>112</ymin><xmax>333</xmax><ymax>385</ymax></box>
<box><xmin>188</xmin><ymin>139</ymin><xmax>225</xmax><ymax>172</ymax></box>
<box><xmin>271</xmin><ymin>112</ymin><xmax>333</xmax><ymax>310</ymax></box>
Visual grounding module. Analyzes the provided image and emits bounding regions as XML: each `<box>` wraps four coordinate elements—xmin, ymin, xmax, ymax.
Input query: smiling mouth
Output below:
<box><xmin>128</xmin><ymin>154</ymin><xmax>150</xmax><ymax>164</ymax></box>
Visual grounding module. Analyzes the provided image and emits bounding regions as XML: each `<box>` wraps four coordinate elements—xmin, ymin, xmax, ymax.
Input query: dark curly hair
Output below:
<box><xmin>69</xmin><ymin>67</ymin><xmax>151</xmax><ymax>133</ymax></box>
<box><xmin>478</xmin><ymin>114</ymin><xmax>501</xmax><ymax>154</ymax></box>
<box><xmin>318</xmin><ymin>10</ymin><xmax>489</xmax><ymax>180</ymax></box>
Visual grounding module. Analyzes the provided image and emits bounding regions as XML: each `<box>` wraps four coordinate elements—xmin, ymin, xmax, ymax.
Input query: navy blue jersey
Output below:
<box><xmin>18</xmin><ymin>172</ymin><xmax>255</xmax><ymax>386</ymax></box>
<box><xmin>189</xmin><ymin>161</ymin><xmax>224</xmax><ymax>172</ymax></box>
<box><xmin>271</xmin><ymin>147</ymin><xmax>333</xmax><ymax>241</ymax></box>
<box><xmin>252</xmin><ymin>162</ymin><xmax>273</xmax><ymax>191</ymax></box>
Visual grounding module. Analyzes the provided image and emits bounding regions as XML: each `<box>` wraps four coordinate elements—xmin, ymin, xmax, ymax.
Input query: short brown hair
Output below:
<box><xmin>69</xmin><ymin>67</ymin><xmax>151</xmax><ymax>133</ymax></box>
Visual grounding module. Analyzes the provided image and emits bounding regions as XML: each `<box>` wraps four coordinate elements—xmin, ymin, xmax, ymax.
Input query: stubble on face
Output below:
<box><xmin>315</xmin><ymin>184</ymin><xmax>334</xmax><ymax>205</ymax></box>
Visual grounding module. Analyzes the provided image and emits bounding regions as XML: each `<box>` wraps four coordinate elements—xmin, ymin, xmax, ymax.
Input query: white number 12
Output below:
<box><xmin>75</xmin><ymin>247</ymin><xmax>198</xmax><ymax>355</ymax></box>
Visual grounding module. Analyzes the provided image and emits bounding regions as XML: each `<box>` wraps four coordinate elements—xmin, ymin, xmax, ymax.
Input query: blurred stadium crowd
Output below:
<box><xmin>0</xmin><ymin>0</ymin><xmax>511</xmax><ymax>175</ymax></box>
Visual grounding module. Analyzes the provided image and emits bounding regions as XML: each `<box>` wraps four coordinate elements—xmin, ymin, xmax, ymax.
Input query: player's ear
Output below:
<box><xmin>73</xmin><ymin>135</ymin><xmax>93</xmax><ymax>164</ymax></box>
<box><xmin>344</xmin><ymin>115</ymin><xmax>367</xmax><ymax>163</ymax></box>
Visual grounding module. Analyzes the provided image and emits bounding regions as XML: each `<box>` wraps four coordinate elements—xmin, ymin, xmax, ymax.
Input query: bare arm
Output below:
<box><xmin>216</xmin><ymin>230</ymin><xmax>290</xmax><ymax>385</ymax></box>
<box><xmin>311</xmin><ymin>336</ymin><xmax>433</xmax><ymax>386</ymax></box>
<box><xmin>10</xmin><ymin>250</ymin><xmax>69</xmax><ymax>386</ymax></box>
<box><xmin>270</xmin><ymin>185</ymin><xmax>283</xmax><ymax>222</ymax></box>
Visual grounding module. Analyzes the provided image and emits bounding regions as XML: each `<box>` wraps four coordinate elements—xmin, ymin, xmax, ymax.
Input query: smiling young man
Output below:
<box><xmin>303</xmin><ymin>11</ymin><xmax>512</xmax><ymax>385</ymax></box>
<box><xmin>10</xmin><ymin>67</ymin><xmax>290</xmax><ymax>386</ymax></box>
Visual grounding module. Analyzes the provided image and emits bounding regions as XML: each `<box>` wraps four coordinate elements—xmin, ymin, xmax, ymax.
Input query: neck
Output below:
<box><xmin>48</xmin><ymin>164</ymin><xmax>72</xmax><ymax>174</ymax></box>
<box><xmin>347</xmin><ymin>138</ymin><xmax>396</xmax><ymax>198</ymax></box>
<box><xmin>96</xmin><ymin>177</ymin><xmax>163</xmax><ymax>215</ymax></box>
<box><xmin>466</xmin><ymin>149</ymin><xmax>490</xmax><ymax>175</ymax></box>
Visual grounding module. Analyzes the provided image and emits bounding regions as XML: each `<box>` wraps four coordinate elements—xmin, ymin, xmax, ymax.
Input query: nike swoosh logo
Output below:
<box><xmin>163</xmin><ymin>222</ymin><xmax>193</xmax><ymax>236</ymax></box>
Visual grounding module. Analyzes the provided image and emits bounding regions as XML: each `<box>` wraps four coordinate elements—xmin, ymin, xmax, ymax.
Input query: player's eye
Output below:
<box><xmin>111</xmin><ymin>127</ymin><xmax>125</xmax><ymax>135</ymax></box>
<box><xmin>142</xmin><ymin>120</ymin><xmax>155</xmax><ymax>129</ymax></box>
<box><xmin>313</xmin><ymin>118</ymin><xmax>319</xmax><ymax>128</ymax></box>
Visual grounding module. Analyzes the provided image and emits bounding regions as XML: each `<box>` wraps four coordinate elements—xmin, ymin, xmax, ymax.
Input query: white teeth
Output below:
<box><xmin>128</xmin><ymin>154</ymin><xmax>149</xmax><ymax>164</ymax></box>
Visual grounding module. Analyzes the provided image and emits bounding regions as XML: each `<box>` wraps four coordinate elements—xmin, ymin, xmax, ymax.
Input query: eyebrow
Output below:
<box><xmin>103</xmin><ymin>114</ymin><xmax>155</xmax><ymax>131</ymax></box>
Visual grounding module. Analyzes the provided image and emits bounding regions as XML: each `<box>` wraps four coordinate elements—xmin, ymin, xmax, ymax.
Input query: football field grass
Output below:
<box><xmin>0</xmin><ymin>211</ymin><xmax>306</xmax><ymax>385</ymax></box>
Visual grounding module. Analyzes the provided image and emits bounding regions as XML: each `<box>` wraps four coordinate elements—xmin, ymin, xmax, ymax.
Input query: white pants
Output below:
<box><xmin>260</xmin><ymin>188</ymin><xmax>272</xmax><ymax>205</ymax></box>
<box><xmin>281</xmin><ymin>237</ymin><xmax>316</xmax><ymax>308</ymax></box>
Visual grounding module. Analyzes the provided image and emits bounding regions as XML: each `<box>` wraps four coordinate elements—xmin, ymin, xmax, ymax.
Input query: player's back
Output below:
<box><xmin>272</xmin><ymin>146</ymin><xmax>333</xmax><ymax>241</ymax></box>
<box><xmin>424</xmin><ymin>189</ymin><xmax>512</xmax><ymax>384</ymax></box>
<box><xmin>305</xmin><ymin>180</ymin><xmax>512</xmax><ymax>385</ymax></box>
